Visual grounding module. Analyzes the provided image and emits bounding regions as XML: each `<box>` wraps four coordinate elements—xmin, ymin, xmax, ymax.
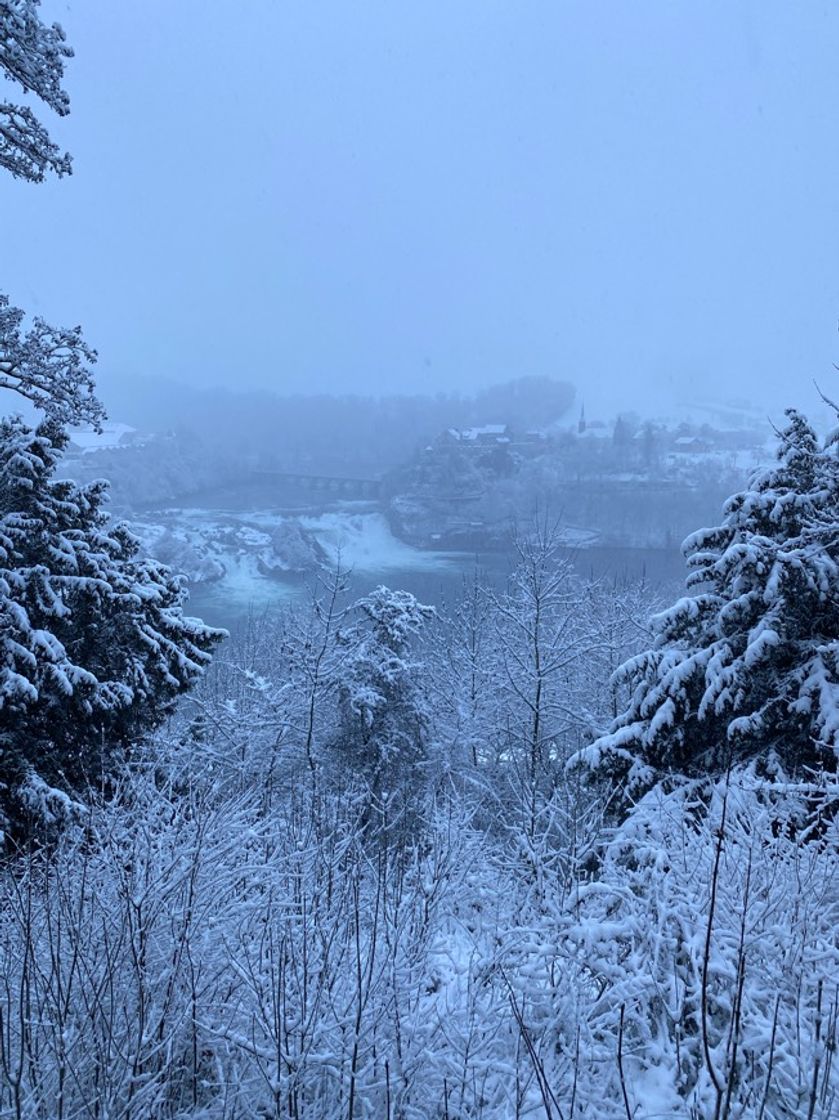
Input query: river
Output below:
<box><xmin>146</xmin><ymin>493</ymin><xmax>687</xmax><ymax>631</ymax></box>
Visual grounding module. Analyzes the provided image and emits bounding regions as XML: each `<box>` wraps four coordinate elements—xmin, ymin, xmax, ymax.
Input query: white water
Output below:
<box><xmin>174</xmin><ymin>507</ymin><xmax>464</xmax><ymax>626</ymax></box>
<box><xmin>298</xmin><ymin>510</ymin><xmax>458</xmax><ymax>573</ymax></box>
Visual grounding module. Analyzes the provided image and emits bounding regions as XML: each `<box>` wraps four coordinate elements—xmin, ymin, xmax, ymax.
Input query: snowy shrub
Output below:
<box><xmin>556</xmin><ymin>772</ymin><xmax>839</xmax><ymax>1117</ymax></box>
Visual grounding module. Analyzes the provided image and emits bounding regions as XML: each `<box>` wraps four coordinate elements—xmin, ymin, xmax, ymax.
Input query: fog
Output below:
<box><xmin>3</xmin><ymin>0</ymin><xmax>839</xmax><ymax>418</ymax></box>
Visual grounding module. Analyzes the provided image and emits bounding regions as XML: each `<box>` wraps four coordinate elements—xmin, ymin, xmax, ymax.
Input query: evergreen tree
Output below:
<box><xmin>0</xmin><ymin>418</ymin><xmax>224</xmax><ymax>843</ymax></box>
<box><xmin>334</xmin><ymin>586</ymin><xmax>434</xmax><ymax>820</ymax></box>
<box><xmin>0</xmin><ymin>5</ymin><xmax>225</xmax><ymax>843</ymax></box>
<box><xmin>579</xmin><ymin>408</ymin><xmax>839</xmax><ymax>802</ymax></box>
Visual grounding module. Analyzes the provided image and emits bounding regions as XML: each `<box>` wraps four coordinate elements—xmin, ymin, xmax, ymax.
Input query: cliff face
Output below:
<box><xmin>387</xmin><ymin>481</ymin><xmax>735</xmax><ymax>551</ymax></box>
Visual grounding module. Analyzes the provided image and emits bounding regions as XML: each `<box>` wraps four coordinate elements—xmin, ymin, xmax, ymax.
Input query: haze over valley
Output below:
<box><xmin>58</xmin><ymin>374</ymin><xmax>776</xmax><ymax>626</ymax></box>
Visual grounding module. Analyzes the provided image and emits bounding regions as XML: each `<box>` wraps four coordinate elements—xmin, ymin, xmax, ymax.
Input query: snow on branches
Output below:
<box><xmin>0</xmin><ymin>417</ymin><xmax>225</xmax><ymax>844</ymax></box>
<box><xmin>334</xmin><ymin>586</ymin><xmax>435</xmax><ymax>814</ymax></box>
<box><xmin>575</xmin><ymin>408</ymin><xmax>839</xmax><ymax>802</ymax></box>
<box><xmin>0</xmin><ymin>293</ymin><xmax>104</xmax><ymax>429</ymax></box>
<box><xmin>0</xmin><ymin>0</ymin><xmax>73</xmax><ymax>181</ymax></box>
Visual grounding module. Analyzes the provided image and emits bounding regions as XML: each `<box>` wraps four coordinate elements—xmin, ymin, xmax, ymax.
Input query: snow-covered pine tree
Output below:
<box><xmin>333</xmin><ymin>586</ymin><xmax>434</xmax><ymax>823</ymax></box>
<box><xmin>0</xmin><ymin>417</ymin><xmax>224</xmax><ymax>844</ymax></box>
<box><xmin>577</xmin><ymin>408</ymin><xmax>839</xmax><ymax>804</ymax></box>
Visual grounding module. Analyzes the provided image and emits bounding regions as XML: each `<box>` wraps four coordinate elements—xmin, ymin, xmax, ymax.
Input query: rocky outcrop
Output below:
<box><xmin>260</xmin><ymin>521</ymin><xmax>329</xmax><ymax>576</ymax></box>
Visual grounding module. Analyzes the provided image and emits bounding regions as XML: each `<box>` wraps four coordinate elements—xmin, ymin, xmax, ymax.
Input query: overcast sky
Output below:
<box><xmin>3</xmin><ymin>1</ymin><xmax>839</xmax><ymax>417</ymax></box>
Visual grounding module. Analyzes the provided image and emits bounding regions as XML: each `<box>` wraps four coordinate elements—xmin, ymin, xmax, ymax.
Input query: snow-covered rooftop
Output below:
<box><xmin>448</xmin><ymin>424</ymin><xmax>508</xmax><ymax>440</ymax></box>
<box><xmin>68</xmin><ymin>423</ymin><xmax>138</xmax><ymax>454</ymax></box>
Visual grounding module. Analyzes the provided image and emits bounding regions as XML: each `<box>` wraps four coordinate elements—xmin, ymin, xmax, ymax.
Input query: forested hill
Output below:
<box><xmin>70</xmin><ymin>373</ymin><xmax>576</xmax><ymax>507</ymax></box>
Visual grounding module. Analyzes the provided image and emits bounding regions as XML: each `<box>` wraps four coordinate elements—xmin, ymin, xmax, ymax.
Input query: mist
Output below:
<box><xmin>2</xmin><ymin>0</ymin><xmax>839</xmax><ymax>416</ymax></box>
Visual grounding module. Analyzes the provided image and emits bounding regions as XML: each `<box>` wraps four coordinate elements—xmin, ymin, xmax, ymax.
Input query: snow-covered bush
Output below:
<box><xmin>556</xmin><ymin>772</ymin><xmax>839</xmax><ymax>1117</ymax></box>
<box><xmin>2</xmin><ymin>758</ymin><xmax>835</xmax><ymax>1118</ymax></box>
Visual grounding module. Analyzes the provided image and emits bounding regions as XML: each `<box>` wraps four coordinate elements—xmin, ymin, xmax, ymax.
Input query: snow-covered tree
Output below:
<box><xmin>433</xmin><ymin>566</ymin><xmax>496</xmax><ymax>771</ymax></box>
<box><xmin>0</xmin><ymin>0</ymin><xmax>102</xmax><ymax>430</ymax></box>
<box><xmin>0</xmin><ymin>418</ymin><xmax>224</xmax><ymax>844</ymax></box>
<box><xmin>489</xmin><ymin>524</ymin><xmax>594</xmax><ymax>802</ymax></box>
<box><xmin>333</xmin><ymin>586</ymin><xmax>434</xmax><ymax>822</ymax></box>
<box><xmin>0</xmin><ymin>292</ymin><xmax>103</xmax><ymax>428</ymax></box>
<box><xmin>579</xmin><ymin>408</ymin><xmax>839</xmax><ymax>804</ymax></box>
<box><xmin>0</xmin><ymin>0</ymin><xmax>73</xmax><ymax>182</ymax></box>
